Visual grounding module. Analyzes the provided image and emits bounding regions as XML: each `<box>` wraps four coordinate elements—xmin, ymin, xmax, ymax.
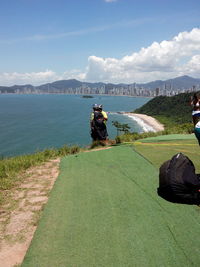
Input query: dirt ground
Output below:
<box><xmin>0</xmin><ymin>158</ymin><xmax>60</xmax><ymax>267</ymax></box>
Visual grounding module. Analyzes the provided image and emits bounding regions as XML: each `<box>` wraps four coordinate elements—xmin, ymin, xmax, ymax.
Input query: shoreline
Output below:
<box><xmin>121</xmin><ymin>112</ymin><xmax>164</xmax><ymax>132</ymax></box>
<box><xmin>0</xmin><ymin>93</ymin><xmax>153</xmax><ymax>98</ymax></box>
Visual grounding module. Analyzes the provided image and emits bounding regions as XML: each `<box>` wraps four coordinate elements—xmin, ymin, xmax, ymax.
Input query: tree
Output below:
<box><xmin>112</xmin><ymin>120</ymin><xmax>131</xmax><ymax>136</ymax></box>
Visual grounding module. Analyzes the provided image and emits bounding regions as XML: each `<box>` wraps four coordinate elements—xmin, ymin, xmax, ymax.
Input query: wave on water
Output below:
<box><xmin>107</xmin><ymin>111</ymin><xmax>126</xmax><ymax>115</ymax></box>
<box><xmin>108</xmin><ymin>111</ymin><xmax>156</xmax><ymax>133</ymax></box>
<box><xmin>124</xmin><ymin>114</ymin><xmax>156</xmax><ymax>132</ymax></box>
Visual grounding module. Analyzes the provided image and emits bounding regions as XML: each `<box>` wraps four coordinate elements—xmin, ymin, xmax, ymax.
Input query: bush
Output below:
<box><xmin>70</xmin><ymin>146</ymin><xmax>80</xmax><ymax>154</ymax></box>
<box><xmin>90</xmin><ymin>141</ymin><xmax>107</xmax><ymax>149</ymax></box>
<box><xmin>115</xmin><ymin>136</ymin><xmax>122</xmax><ymax>144</ymax></box>
<box><xmin>116</xmin><ymin>120</ymin><xmax>194</xmax><ymax>143</ymax></box>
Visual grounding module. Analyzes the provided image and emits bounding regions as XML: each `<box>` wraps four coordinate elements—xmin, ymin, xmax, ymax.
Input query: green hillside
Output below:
<box><xmin>134</xmin><ymin>92</ymin><xmax>195</xmax><ymax>124</ymax></box>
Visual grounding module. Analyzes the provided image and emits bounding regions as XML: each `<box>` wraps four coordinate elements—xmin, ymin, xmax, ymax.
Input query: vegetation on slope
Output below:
<box><xmin>115</xmin><ymin>91</ymin><xmax>197</xmax><ymax>143</ymax></box>
<box><xmin>0</xmin><ymin>145</ymin><xmax>80</xmax><ymax>203</ymax></box>
<box><xmin>134</xmin><ymin>92</ymin><xmax>195</xmax><ymax>125</ymax></box>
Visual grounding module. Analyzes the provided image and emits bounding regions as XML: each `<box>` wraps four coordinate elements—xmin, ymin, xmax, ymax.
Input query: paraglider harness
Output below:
<box><xmin>91</xmin><ymin>110</ymin><xmax>108</xmax><ymax>141</ymax></box>
<box><xmin>158</xmin><ymin>153</ymin><xmax>200</xmax><ymax>205</ymax></box>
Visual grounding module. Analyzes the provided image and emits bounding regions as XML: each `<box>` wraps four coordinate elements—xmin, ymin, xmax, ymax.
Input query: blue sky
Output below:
<box><xmin>1</xmin><ymin>0</ymin><xmax>200</xmax><ymax>85</ymax></box>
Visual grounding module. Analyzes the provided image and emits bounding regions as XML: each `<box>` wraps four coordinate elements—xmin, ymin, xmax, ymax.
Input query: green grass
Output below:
<box><xmin>115</xmin><ymin>124</ymin><xmax>194</xmax><ymax>144</ymax></box>
<box><xmin>22</xmin><ymin>145</ymin><xmax>200</xmax><ymax>267</ymax></box>
<box><xmin>133</xmin><ymin>134</ymin><xmax>200</xmax><ymax>172</ymax></box>
<box><xmin>136</xmin><ymin>133</ymin><xmax>196</xmax><ymax>142</ymax></box>
<box><xmin>0</xmin><ymin>145</ymin><xmax>80</xmax><ymax>204</ymax></box>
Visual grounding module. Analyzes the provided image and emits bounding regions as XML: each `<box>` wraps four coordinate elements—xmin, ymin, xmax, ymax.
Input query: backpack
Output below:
<box><xmin>93</xmin><ymin>111</ymin><xmax>104</xmax><ymax>128</ymax></box>
<box><xmin>157</xmin><ymin>153</ymin><xmax>200</xmax><ymax>205</ymax></box>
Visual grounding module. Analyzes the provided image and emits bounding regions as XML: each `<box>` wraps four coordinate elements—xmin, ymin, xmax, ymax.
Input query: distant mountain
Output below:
<box><xmin>1</xmin><ymin>75</ymin><xmax>200</xmax><ymax>94</ymax></box>
<box><xmin>0</xmin><ymin>86</ymin><xmax>12</xmax><ymax>93</ymax></box>
<box><xmin>137</xmin><ymin>75</ymin><xmax>200</xmax><ymax>90</ymax></box>
<box><xmin>37</xmin><ymin>79</ymin><xmax>83</xmax><ymax>92</ymax></box>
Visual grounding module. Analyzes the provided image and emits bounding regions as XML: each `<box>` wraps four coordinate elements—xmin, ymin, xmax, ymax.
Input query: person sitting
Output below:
<box><xmin>90</xmin><ymin>104</ymin><xmax>108</xmax><ymax>141</ymax></box>
<box><xmin>190</xmin><ymin>93</ymin><xmax>200</xmax><ymax>145</ymax></box>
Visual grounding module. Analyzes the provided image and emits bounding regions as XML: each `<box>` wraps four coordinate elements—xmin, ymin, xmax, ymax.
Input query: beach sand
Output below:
<box><xmin>124</xmin><ymin>112</ymin><xmax>164</xmax><ymax>132</ymax></box>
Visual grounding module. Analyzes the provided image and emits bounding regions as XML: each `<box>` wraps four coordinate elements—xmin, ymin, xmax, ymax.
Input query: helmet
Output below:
<box><xmin>92</xmin><ymin>104</ymin><xmax>99</xmax><ymax>110</ymax></box>
<box><xmin>92</xmin><ymin>104</ymin><xmax>102</xmax><ymax>110</ymax></box>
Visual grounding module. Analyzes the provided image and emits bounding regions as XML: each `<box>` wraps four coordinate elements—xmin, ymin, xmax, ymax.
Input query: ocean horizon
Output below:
<box><xmin>0</xmin><ymin>94</ymin><xmax>150</xmax><ymax>157</ymax></box>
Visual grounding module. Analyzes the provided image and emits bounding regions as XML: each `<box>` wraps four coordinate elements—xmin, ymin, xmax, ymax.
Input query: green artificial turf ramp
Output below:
<box><xmin>137</xmin><ymin>133</ymin><xmax>196</xmax><ymax>142</ymax></box>
<box><xmin>22</xmin><ymin>146</ymin><xmax>200</xmax><ymax>267</ymax></box>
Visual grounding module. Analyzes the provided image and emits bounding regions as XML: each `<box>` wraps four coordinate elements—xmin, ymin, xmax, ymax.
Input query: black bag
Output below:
<box><xmin>157</xmin><ymin>153</ymin><xmax>200</xmax><ymax>205</ymax></box>
<box><xmin>93</xmin><ymin>111</ymin><xmax>104</xmax><ymax>127</ymax></box>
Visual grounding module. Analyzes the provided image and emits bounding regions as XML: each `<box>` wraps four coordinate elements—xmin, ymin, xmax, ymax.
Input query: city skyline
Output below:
<box><xmin>1</xmin><ymin>0</ymin><xmax>200</xmax><ymax>86</ymax></box>
<box><xmin>1</xmin><ymin>75</ymin><xmax>199</xmax><ymax>97</ymax></box>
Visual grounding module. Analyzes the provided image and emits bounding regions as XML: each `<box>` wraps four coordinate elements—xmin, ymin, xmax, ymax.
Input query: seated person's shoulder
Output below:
<box><xmin>90</xmin><ymin>112</ymin><xmax>94</xmax><ymax>120</ymax></box>
<box><xmin>102</xmin><ymin>111</ymin><xmax>108</xmax><ymax>119</ymax></box>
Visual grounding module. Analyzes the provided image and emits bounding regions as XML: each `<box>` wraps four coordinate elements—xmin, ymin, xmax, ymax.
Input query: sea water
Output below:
<box><xmin>0</xmin><ymin>94</ymin><xmax>150</xmax><ymax>157</ymax></box>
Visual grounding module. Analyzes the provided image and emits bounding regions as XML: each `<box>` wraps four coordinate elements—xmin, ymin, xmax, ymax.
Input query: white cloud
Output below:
<box><xmin>83</xmin><ymin>28</ymin><xmax>200</xmax><ymax>83</ymax></box>
<box><xmin>0</xmin><ymin>70</ymin><xmax>58</xmax><ymax>86</ymax></box>
<box><xmin>0</xmin><ymin>69</ymin><xmax>87</xmax><ymax>86</ymax></box>
<box><xmin>61</xmin><ymin>69</ymin><xmax>86</xmax><ymax>81</ymax></box>
<box><xmin>104</xmin><ymin>0</ymin><xmax>118</xmax><ymax>2</ymax></box>
<box><xmin>1</xmin><ymin>28</ymin><xmax>200</xmax><ymax>86</ymax></box>
<box><xmin>178</xmin><ymin>55</ymin><xmax>200</xmax><ymax>77</ymax></box>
